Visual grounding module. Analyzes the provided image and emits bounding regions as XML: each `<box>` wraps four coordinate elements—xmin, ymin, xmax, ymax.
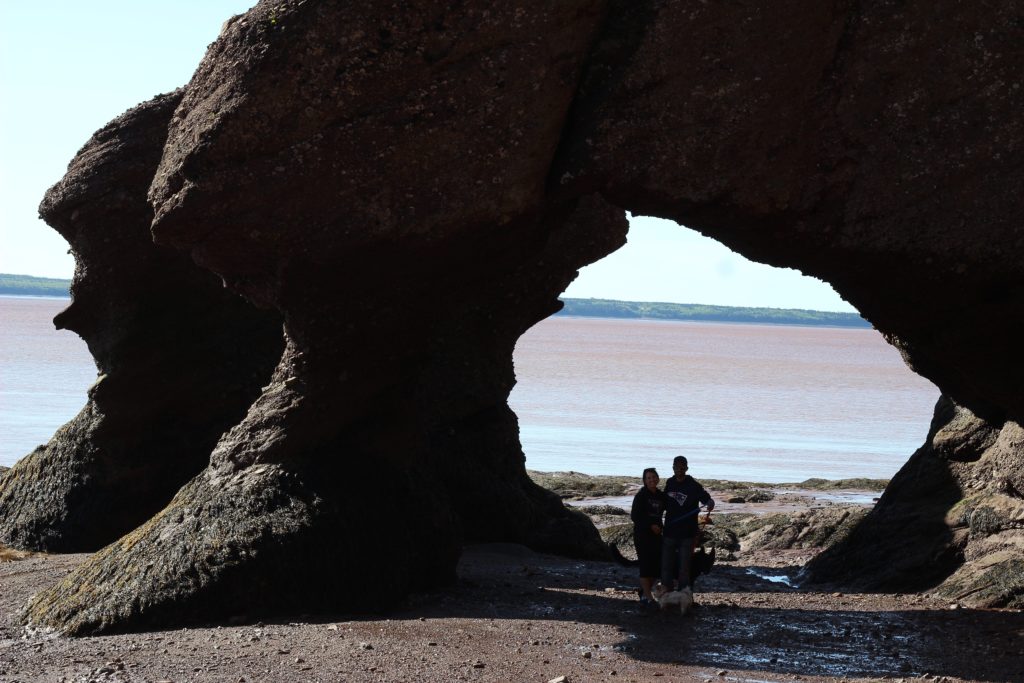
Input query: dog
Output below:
<box><xmin>690</xmin><ymin>545</ymin><xmax>716</xmax><ymax>587</ymax></box>
<box><xmin>652</xmin><ymin>583</ymin><xmax>694</xmax><ymax>615</ymax></box>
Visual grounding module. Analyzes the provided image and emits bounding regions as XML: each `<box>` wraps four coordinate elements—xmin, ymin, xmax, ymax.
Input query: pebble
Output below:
<box><xmin>359</xmin><ymin>642</ymin><xmax>373</xmax><ymax>650</ymax></box>
<box><xmin>547</xmin><ymin>677</ymin><xmax>567</xmax><ymax>683</ymax></box>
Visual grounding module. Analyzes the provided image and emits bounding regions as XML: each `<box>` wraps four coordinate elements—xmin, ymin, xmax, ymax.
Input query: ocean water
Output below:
<box><xmin>509</xmin><ymin>316</ymin><xmax>939</xmax><ymax>482</ymax></box>
<box><xmin>1</xmin><ymin>296</ymin><xmax>96</xmax><ymax>466</ymax></box>
<box><xmin>0</xmin><ymin>296</ymin><xmax>939</xmax><ymax>482</ymax></box>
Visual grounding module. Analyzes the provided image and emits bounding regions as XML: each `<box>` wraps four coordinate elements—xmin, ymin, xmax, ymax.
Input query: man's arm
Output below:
<box><xmin>698</xmin><ymin>483</ymin><xmax>715</xmax><ymax>512</ymax></box>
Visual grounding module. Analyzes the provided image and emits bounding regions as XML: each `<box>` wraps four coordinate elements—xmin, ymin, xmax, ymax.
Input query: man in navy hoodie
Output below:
<box><xmin>661</xmin><ymin>455</ymin><xmax>715</xmax><ymax>592</ymax></box>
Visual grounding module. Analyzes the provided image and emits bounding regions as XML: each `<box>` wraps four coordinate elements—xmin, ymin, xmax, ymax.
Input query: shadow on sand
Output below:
<box><xmin>382</xmin><ymin>544</ymin><xmax>1024</xmax><ymax>682</ymax></box>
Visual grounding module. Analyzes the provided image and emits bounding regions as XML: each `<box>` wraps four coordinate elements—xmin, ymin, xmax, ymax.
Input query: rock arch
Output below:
<box><xmin>12</xmin><ymin>0</ymin><xmax>1024</xmax><ymax>632</ymax></box>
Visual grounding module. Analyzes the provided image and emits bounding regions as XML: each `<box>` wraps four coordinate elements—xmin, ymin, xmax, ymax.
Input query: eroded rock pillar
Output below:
<box><xmin>0</xmin><ymin>93</ymin><xmax>283</xmax><ymax>552</ymax></box>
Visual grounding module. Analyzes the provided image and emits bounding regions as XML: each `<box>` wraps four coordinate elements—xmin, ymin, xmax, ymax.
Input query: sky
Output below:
<box><xmin>0</xmin><ymin>2</ymin><xmax>856</xmax><ymax>313</ymax></box>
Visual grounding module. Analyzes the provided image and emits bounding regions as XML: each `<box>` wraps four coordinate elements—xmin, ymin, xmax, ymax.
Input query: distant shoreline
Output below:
<box><xmin>1</xmin><ymin>273</ymin><xmax>867</xmax><ymax>329</ymax></box>
<box><xmin>0</xmin><ymin>274</ymin><xmax>72</xmax><ymax>298</ymax></box>
<box><xmin>557</xmin><ymin>297</ymin><xmax>869</xmax><ymax>328</ymax></box>
<box><xmin>0</xmin><ymin>293</ymin><xmax>70</xmax><ymax>300</ymax></box>
<box><xmin>555</xmin><ymin>313</ymin><xmax>867</xmax><ymax>330</ymax></box>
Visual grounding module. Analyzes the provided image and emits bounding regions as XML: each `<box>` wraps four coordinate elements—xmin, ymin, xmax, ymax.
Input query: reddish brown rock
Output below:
<box><xmin>808</xmin><ymin>396</ymin><xmax>1024</xmax><ymax>608</ymax></box>
<box><xmin>20</xmin><ymin>0</ymin><xmax>1024</xmax><ymax>632</ymax></box>
<box><xmin>0</xmin><ymin>92</ymin><xmax>283</xmax><ymax>552</ymax></box>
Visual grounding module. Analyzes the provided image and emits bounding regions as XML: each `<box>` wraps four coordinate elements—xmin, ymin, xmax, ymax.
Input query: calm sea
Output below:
<box><xmin>509</xmin><ymin>316</ymin><xmax>938</xmax><ymax>482</ymax></box>
<box><xmin>1</xmin><ymin>296</ymin><xmax>938</xmax><ymax>481</ymax></box>
<box><xmin>1</xmin><ymin>296</ymin><xmax>96</xmax><ymax>466</ymax></box>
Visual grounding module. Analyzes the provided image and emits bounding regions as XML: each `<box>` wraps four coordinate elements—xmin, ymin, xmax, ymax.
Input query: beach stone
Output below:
<box><xmin>20</xmin><ymin>0</ymin><xmax>1024</xmax><ymax>632</ymax></box>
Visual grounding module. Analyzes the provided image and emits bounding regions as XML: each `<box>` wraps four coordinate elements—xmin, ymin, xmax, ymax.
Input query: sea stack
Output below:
<box><xmin>12</xmin><ymin>0</ymin><xmax>1024</xmax><ymax>632</ymax></box>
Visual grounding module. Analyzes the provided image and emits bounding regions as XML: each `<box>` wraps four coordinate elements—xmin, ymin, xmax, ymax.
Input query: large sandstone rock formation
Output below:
<box><xmin>15</xmin><ymin>0</ymin><xmax>1024</xmax><ymax>632</ymax></box>
<box><xmin>0</xmin><ymin>93</ymin><xmax>284</xmax><ymax>552</ymax></box>
<box><xmin>808</xmin><ymin>396</ymin><xmax>1024</xmax><ymax>607</ymax></box>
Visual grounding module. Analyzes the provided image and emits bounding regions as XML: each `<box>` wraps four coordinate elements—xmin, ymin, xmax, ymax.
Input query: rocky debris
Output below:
<box><xmin>732</xmin><ymin>508</ymin><xmax>868</xmax><ymax>552</ymax></box>
<box><xmin>598</xmin><ymin>524</ymin><xmax>635</xmax><ymax>558</ymax></box>
<box><xmin>571</xmin><ymin>504</ymin><xmax>629</xmax><ymax>529</ymax></box>
<box><xmin>0</xmin><ymin>93</ymin><xmax>283</xmax><ymax>553</ymax></box>
<box><xmin>16</xmin><ymin>0</ymin><xmax>1024</xmax><ymax>631</ymax></box>
<box><xmin>0</xmin><ymin>543</ymin><xmax>36</xmax><ymax>562</ymax></box>
<box><xmin>529</xmin><ymin>471</ymin><xmax>639</xmax><ymax>500</ymax></box>
<box><xmin>594</xmin><ymin>506</ymin><xmax>861</xmax><ymax>562</ymax></box>
<box><xmin>724</xmin><ymin>489</ymin><xmax>776</xmax><ymax>504</ymax></box>
<box><xmin>698</xmin><ymin>524</ymin><xmax>741</xmax><ymax>556</ymax></box>
<box><xmin>574</xmin><ymin>505</ymin><xmax>629</xmax><ymax>517</ymax></box>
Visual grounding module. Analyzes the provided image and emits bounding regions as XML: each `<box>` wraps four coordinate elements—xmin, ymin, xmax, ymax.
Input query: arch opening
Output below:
<box><xmin>512</xmin><ymin>215</ymin><xmax>939</xmax><ymax>484</ymax></box>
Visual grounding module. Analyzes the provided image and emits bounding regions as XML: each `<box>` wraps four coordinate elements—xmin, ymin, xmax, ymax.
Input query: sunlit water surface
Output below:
<box><xmin>1</xmin><ymin>296</ymin><xmax>95</xmax><ymax>466</ymax></box>
<box><xmin>510</xmin><ymin>316</ymin><xmax>938</xmax><ymax>482</ymax></box>
<box><xmin>1</xmin><ymin>297</ymin><xmax>938</xmax><ymax>482</ymax></box>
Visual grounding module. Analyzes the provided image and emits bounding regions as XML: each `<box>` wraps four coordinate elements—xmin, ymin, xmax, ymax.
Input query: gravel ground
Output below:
<box><xmin>2</xmin><ymin>542</ymin><xmax>1023</xmax><ymax>683</ymax></box>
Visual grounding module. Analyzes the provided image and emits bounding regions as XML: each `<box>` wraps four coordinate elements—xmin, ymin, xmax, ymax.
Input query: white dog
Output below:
<box><xmin>652</xmin><ymin>583</ymin><xmax>694</xmax><ymax>615</ymax></box>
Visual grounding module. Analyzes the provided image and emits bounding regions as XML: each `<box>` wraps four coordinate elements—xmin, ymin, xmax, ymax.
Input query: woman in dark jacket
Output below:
<box><xmin>631</xmin><ymin>467</ymin><xmax>666</xmax><ymax>604</ymax></box>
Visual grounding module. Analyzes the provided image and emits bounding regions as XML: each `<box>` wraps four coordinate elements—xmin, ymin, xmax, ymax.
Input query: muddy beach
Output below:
<box><xmin>2</xmin><ymin>476</ymin><xmax>1022</xmax><ymax>683</ymax></box>
<box><xmin>2</xmin><ymin>544</ymin><xmax>1022</xmax><ymax>682</ymax></box>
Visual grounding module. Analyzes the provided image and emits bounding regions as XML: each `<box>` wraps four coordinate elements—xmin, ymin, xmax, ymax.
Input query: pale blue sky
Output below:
<box><xmin>0</xmin><ymin>2</ymin><xmax>855</xmax><ymax>313</ymax></box>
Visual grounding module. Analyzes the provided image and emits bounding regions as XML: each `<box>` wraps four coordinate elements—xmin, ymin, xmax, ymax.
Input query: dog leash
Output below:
<box><xmin>664</xmin><ymin>504</ymin><xmax>708</xmax><ymax>529</ymax></box>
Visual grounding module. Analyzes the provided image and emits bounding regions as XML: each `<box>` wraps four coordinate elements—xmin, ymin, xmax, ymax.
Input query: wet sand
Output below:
<box><xmin>2</xmin><ymin>544</ymin><xmax>1022</xmax><ymax>682</ymax></box>
<box><xmin>3</xmin><ymin>482</ymin><xmax>1024</xmax><ymax>683</ymax></box>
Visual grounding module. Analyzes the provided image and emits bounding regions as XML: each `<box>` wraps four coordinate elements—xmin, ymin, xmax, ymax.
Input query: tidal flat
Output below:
<box><xmin>2</xmin><ymin>473</ymin><xmax>1021</xmax><ymax>682</ymax></box>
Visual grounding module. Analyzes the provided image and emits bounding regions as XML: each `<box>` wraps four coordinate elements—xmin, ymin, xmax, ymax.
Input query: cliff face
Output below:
<box><xmin>13</xmin><ymin>0</ymin><xmax>1024</xmax><ymax>632</ymax></box>
<box><xmin>0</xmin><ymin>93</ymin><xmax>284</xmax><ymax>552</ymax></box>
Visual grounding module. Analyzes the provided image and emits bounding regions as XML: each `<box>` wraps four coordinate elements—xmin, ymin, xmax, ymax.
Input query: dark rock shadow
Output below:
<box><xmin>376</xmin><ymin>545</ymin><xmax>1024</xmax><ymax>682</ymax></box>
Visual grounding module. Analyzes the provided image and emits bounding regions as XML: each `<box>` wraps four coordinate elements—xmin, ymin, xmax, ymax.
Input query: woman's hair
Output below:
<box><xmin>642</xmin><ymin>467</ymin><xmax>659</xmax><ymax>479</ymax></box>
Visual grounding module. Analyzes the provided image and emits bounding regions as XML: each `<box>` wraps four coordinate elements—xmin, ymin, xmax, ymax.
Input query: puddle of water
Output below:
<box><xmin>744</xmin><ymin>568</ymin><xmax>796</xmax><ymax>587</ymax></box>
<box><xmin>775</xmin><ymin>489</ymin><xmax>879</xmax><ymax>505</ymax></box>
<box><xmin>573</xmin><ymin>489</ymin><xmax>879</xmax><ymax>516</ymax></box>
